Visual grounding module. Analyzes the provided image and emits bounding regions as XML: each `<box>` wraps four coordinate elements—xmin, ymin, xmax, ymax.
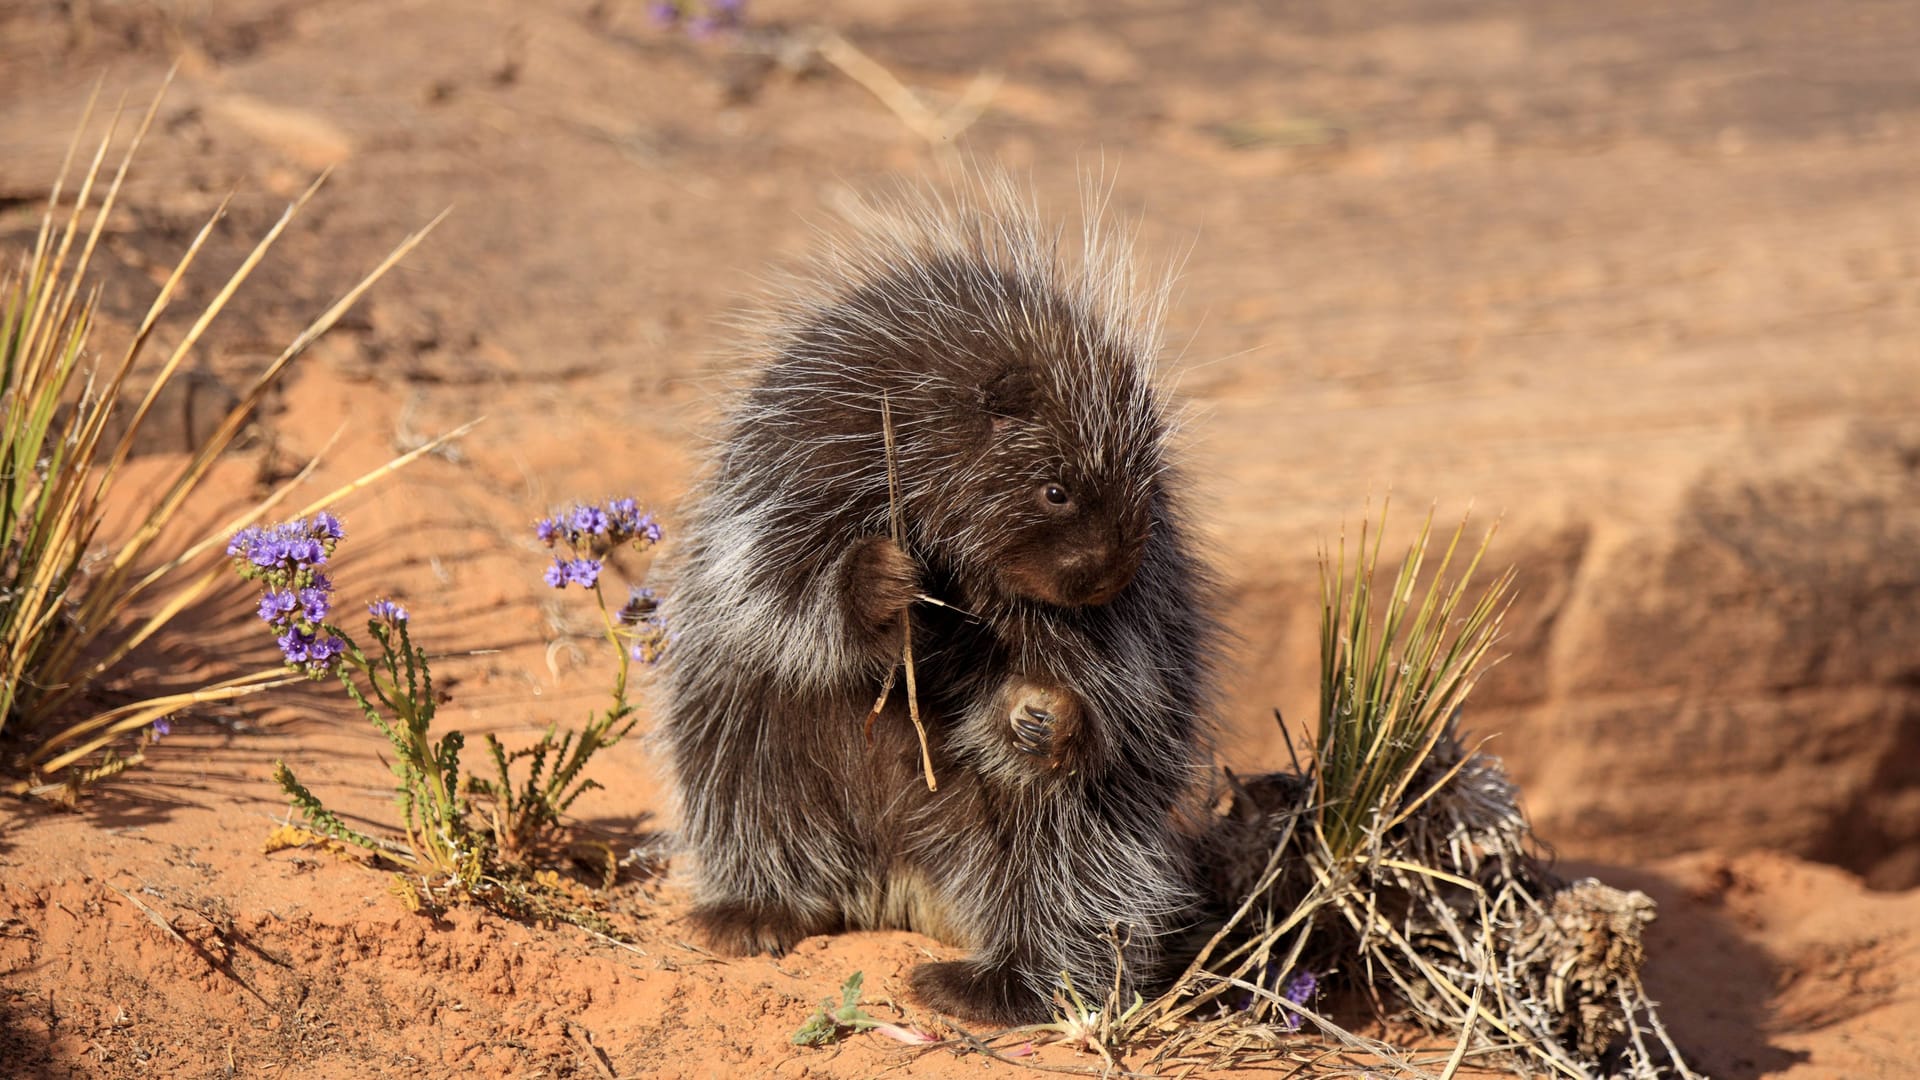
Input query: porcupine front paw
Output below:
<box><xmin>909</xmin><ymin>959</ymin><xmax>1051</xmax><ymax>1026</ymax></box>
<box><xmin>1005</xmin><ymin>681</ymin><xmax>1081</xmax><ymax>769</ymax></box>
<box><xmin>686</xmin><ymin>900</ymin><xmax>839</xmax><ymax>957</ymax></box>
<box><xmin>843</xmin><ymin>535</ymin><xmax>920</xmax><ymax>641</ymax></box>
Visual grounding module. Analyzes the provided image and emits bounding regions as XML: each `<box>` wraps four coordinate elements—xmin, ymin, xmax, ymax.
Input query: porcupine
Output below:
<box><xmin>659</xmin><ymin>179</ymin><xmax>1221</xmax><ymax>1025</ymax></box>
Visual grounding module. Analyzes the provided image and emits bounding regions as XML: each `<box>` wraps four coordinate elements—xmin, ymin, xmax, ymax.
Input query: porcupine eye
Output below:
<box><xmin>1038</xmin><ymin>483</ymin><xmax>1074</xmax><ymax>514</ymax></box>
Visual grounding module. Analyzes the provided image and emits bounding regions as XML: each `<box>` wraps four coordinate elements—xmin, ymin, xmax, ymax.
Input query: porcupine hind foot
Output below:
<box><xmin>686</xmin><ymin>899</ymin><xmax>843</xmax><ymax>957</ymax></box>
<box><xmin>909</xmin><ymin>957</ymin><xmax>1052</xmax><ymax>1026</ymax></box>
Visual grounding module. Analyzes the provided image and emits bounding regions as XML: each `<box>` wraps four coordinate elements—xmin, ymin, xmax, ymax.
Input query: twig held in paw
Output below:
<box><xmin>876</xmin><ymin>392</ymin><xmax>937</xmax><ymax>791</ymax></box>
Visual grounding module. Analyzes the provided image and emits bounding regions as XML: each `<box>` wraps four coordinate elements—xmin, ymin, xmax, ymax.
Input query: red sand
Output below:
<box><xmin>4</xmin><ymin>1</ymin><xmax>1919</xmax><ymax>1076</ymax></box>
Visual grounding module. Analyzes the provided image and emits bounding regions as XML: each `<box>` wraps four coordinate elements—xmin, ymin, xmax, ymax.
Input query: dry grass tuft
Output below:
<box><xmin>0</xmin><ymin>74</ymin><xmax>445</xmax><ymax>797</ymax></box>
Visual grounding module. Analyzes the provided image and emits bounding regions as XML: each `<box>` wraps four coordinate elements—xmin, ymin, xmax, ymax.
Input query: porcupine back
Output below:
<box><xmin>659</xmin><ymin>176</ymin><xmax>1222</xmax><ymax>1019</ymax></box>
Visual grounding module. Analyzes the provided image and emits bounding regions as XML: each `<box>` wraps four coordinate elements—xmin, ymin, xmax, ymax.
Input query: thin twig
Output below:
<box><xmin>880</xmin><ymin>392</ymin><xmax>936</xmax><ymax>791</ymax></box>
<box><xmin>912</xmin><ymin>591</ymin><xmax>977</xmax><ymax>618</ymax></box>
<box><xmin>812</xmin><ymin>30</ymin><xmax>1001</xmax><ymax>145</ymax></box>
<box><xmin>1635</xmin><ymin>974</ymin><xmax>1704</xmax><ymax>1080</ymax></box>
<box><xmin>104</xmin><ymin>882</ymin><xmax>187</xmax><ymax>945</ymax></box>
<box><xmin>863</xmin><ymin>661</ymin><xmax>899</xmax><ymax>745</ymax></box>
<box><xmin>933</xmin><ymin>1024</ymin><xmax>1161</xmax><ymax>1079</ymax></box>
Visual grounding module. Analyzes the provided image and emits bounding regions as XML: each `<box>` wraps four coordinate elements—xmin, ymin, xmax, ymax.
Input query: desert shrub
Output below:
<box><xmin>1113</xmin><ymin>509</ymin><xmax>1696</xmax><ymax>1077</ymax></box>
<box><xmin>1</xmin><ymin>79</ymin><xmax>442</xmax><ymax>800</ymax></box>
<box><xmin>249</xmin><ymin>501</ymin><xmax>666</xmax><ymax>932</ymax></box>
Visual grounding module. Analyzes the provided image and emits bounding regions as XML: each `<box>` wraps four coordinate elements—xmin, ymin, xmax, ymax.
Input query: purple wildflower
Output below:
<box><xmin>151</xmin><ymin>718</ymin><xmax>172</xmax><ymax>739</ymax></box>
<box><xmin>565</xmin><ymin>557</ymin><xmax>603</xmax><ymax>588</ymax></box>
<box><xmin>276</xmin><ymin>628</ymin><xmax>346</xmax><ymax>675</ymax></box>
<box><xmin>232</xmin><ymin>516</ymin><xmax>352</xmax><ymax>678</ymax></box>
<box><xmin>307</xmin><ymin>634</ymin><xmax>346</xmax><ymax>666</ymax></box>
<box><xmin>606</xmin><ymin>498</ymin><xmax>641</xmax><ymax>532</ymax></box>
<box><xmin>258</xmin><ymin>590</ymin><xmax>298</xmax><ymax>624</ymax></box>
<box><xmin>1278</xmin><ymin>970</ymin><xmax>1318</xmax><ymax>1031</ymax></box>
<box><xmin>368</xmin><ymin>598</ymin><xmax>409</xmax><ymax>623</ymax></box>
<box><xmin>278</xmin><ymin>630</ymin><xmax>311</xmax><ymax>664</ymax></box>
<box><xmin>298</xmin><ymin>586</ymin><xmax>332</xmax><ymax>623</ymax></box>
<box><xmin>230</xmin><ymin>517</ymin><xmax>345</xmax><ymax>574</ymax></box>
<box><xmin>618</xmin><ymin>586</ymin><xmax>659</xmax><ymax>625</ymax></box>
<box><xmin>535</xmin><ymin>498</ymin><xmax>661</xmax><ymax>592</ymax></box>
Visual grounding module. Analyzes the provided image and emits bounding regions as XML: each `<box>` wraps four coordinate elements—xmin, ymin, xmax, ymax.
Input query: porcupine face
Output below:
<box><xmin>953</xmin><ymin>343</ymin><xmax>1163</xmax><ymax>611</ymax></box>
<box><xmin>787</xmin><ymin>247</ymin><xmax>1170</xmax><ymax>613</ymax></box>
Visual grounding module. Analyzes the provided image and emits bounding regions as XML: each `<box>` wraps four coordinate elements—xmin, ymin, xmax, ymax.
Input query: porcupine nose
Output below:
<box><xmin>1064</xmin><ymin>540</ymin><xmax>1142</xmax><ymax>607</ymax></box>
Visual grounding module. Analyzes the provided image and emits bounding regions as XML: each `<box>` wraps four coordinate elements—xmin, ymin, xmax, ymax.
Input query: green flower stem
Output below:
<box><xmin>592</xmin><ymin>580</ymin><xmax>631</xmax><ymax>710</ymax></box>
<box><xmin>337</xmin><ymin>626</ymin><xmax>463</xmax><ymax>870</ymax></box>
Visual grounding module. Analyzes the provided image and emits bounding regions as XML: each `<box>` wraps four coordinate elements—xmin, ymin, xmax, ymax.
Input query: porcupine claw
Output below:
<box><xmin>1011</xmin><ymin>704</ymin><xmax>1054</xmax><ymax>756</ymax></box>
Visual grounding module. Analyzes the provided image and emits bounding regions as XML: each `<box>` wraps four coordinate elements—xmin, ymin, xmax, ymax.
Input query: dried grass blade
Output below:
<box><xmin>96</xmin><ymin>170</ymin><xmax>333</xmax><ymax>494</ymax></box>
<box><xmin>62</xmin><ymin>205</ymin><xmax>451</xmax><ymax>664</ymax></box>
<box><xmin>34</xmin><ymin>670</ymin><xmax>303</xmax><ymax>772</ymax></box>
<box><xmin>19</xmin><ymin>86</ymin><xmax>117</xmax><ymax>369</ymax></box>
<box><xmin>26</xmin><ymin>77</ymin><xmax>99</xmax><ymax>274</ymax></box>
<box><xmin>75</xmin><ymin>191</ymin><xmax>233</xmax><ymax>460</ymax></box>
<box><xmin>880</xmin><ymin>391</ymin><xmax>936</xmax><ymax>791</ymax></box>
<box><xmin>1436</xmin><ymin>971</ymin><xmax>1482</xmax><ymax>1080</ymax></box>
<box><xmin>52</xmin><ymin>67</ymin><xmax>177</xmax><ymax>336</ymax></box>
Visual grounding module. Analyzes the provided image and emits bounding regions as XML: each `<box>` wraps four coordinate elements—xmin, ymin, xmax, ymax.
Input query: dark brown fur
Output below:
<box><xmin>660</xmin><ymin>191</ymin><xmax>1220</xmax><ymax>1024</ymax></box>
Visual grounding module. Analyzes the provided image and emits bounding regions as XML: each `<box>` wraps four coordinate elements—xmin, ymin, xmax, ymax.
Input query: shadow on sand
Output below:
<box><xmin>1563</xmin><ymin>859</ymin><xmax>1806</xmax><ymax>1079</ymax></box>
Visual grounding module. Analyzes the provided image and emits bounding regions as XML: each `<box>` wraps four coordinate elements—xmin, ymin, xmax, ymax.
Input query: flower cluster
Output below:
<box><xmin>368</xmin><ymin>598</ymin><xmax>409</xmax><ymax>625</ymax></box>
<box><xmin>1278</xmin><ymin>970</ymin><xmax>1317</xmax><ymax>1030</ymax></box>
<box><xmin>1236</xmin><ymin>962</ymin><xmax>1318</xmax><ymax>1025</ymax></box>
<box><xmin>619</xmin><ymin>586</ymin><xmax>671</xmax><ymax>665</ymax></box>
<box><xmin>648</xmin><ymin>0</ymin><xmax>745</xmax><ymax>38</ymax></box>
<box><xmin>229</xmin><ymin>514</ymin><xmax>348</xmax><ymax>677</ymax></box>
<box><xmin>534</xmin><ymin>497</ymin><xmax>662</xmax><ymax>592</ymax></box>
<box><xmin>544</xmin><ymin>556</ymin><xmax>603</xmax><ymax>590</ymax></box>
<box><xmin>535</xmin><ymin>498</ymin><xmax>661</xmax><ymax>550</ymax></box>
<box><xmin>228</xmin><ymin>512</ymin><xmax>343</xmax><ymax>570</ymax></box>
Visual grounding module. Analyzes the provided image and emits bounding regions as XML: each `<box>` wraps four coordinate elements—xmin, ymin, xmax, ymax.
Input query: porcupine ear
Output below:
<box><xmin>980</xmin><ymin>365</ymin><xmax>1038</xmax><ymax>436</ymax></box>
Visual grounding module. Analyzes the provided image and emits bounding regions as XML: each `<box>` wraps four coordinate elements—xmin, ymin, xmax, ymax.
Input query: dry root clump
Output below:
<box><xmin>1511</xmin><ymin>879</ymin><xmax>1659</xmax><ymax>1062</ymax></box>
<box><xmin>1170</xmin><ymin>729</ymin><xmax>1700</xmax><ymax>1080</ymax></box>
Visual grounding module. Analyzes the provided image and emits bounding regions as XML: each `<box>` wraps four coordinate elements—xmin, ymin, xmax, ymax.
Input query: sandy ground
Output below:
<box><xmin>2</xmin><ymin>0</ymin><xmax>1919</xmax><ymax>1076</ymax></box>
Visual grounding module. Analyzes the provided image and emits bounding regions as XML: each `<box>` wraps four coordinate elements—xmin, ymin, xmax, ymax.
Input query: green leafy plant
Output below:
<box><xmin>792</xmin><ymin>971</ymin><xmax>931</xmax><ymax>1048</ymax></box>
<box><xmin>468</xmin><ymin>501</ymin><xmax>665</xmax><ymax>865</ymax></box>
<box><xmin>1313</xmin><ymin>505</ymin><xmax>1514</xmax><ymax>861</ymax></box>
<box><xmin>242</xmin><ymin>502</ymin><xmax>667</xmax><ymax>929</ymax></box>
<box><xmin>1</xmin><ymin>77</ymin><xmax>444</xmax><ymax>799</ymax></box>
<box><xmin>792</xmin><ymin>971</ymin><xmax>881</xmax><ymax>1047</ymax></box>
